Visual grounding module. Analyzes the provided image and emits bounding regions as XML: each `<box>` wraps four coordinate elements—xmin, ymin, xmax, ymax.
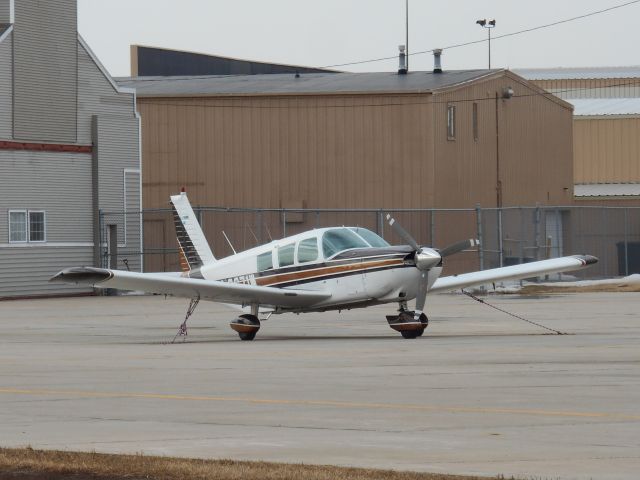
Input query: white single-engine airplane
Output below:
<box><xmin>51</xmin><ymin>192</ymin><xmax>598</xmax><ymax>340</ymax></box>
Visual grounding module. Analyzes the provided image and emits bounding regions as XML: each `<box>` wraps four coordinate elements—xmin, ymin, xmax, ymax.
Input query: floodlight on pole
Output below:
<box><xmin>476</xmin><ymin>18</ymin><xmax>496</xmax><ymax>69</ymax></box>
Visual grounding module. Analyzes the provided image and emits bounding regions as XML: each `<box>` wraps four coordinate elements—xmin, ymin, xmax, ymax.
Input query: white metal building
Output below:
<box><xmin>0</xmin><ymin>0</ymin><xmax>142</xmax><ymax>297</ymax></box>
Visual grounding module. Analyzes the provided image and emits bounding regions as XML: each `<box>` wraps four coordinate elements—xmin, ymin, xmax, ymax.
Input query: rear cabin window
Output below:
<box><xmin>278</xmin><ymin>243</ymin><xmax>295</xmax><ymax>267</ymax></box>
<box><xmin>257</xmin><ymin>251</ymin><xmax>273</xmax><ymax>272</ymax></box>
<box><xmin>349</xmin><ymin>228</ymin><xmax>389</xmax><ymax>248</ymax></box>
<box><xmin>322</xmin><ymin>228</ymin><xmax>369</xmax><ymax>259</ymax></box>
<box><xmin>297</xmin><ymin>237</ymin><xmax>319</xmax><ymax>263</ymax></box>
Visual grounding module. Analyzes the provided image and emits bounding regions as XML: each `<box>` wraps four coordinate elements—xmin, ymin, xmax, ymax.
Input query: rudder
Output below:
<box><xmin>170</xmin><ymin>192</ymin><xmax>216</xmax><ymax>273</ymax></box>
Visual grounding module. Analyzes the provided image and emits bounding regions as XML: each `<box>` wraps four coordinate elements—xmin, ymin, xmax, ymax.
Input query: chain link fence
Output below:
<box><xmin>99</xmin><ymin>205</ymin><xmax>640</xmax><ymax>280</ymax></box>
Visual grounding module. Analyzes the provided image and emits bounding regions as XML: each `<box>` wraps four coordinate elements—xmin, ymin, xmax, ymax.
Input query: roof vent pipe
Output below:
<box><xmin>398</xmin><ymin>45</ymin><xmax>407</xmax><ymax>75</ymax></box>
<box><xmin>433</xmin><ymin>49</ymin><xmax>443</xmax><ymax>73</ymax></box>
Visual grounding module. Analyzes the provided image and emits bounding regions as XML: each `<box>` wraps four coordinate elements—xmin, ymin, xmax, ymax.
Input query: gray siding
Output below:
<box><xmin>0</xmin><ymin>29</ymin><xmax>11</xmax><ymax>139</ymax></box>
<box><xmin>0</xmin><ymin>0</ymin><xmax>9</xmax><ymax>24</ymax></box>
<box><xmin>77</xmin><ymin>42</ymin><xmax>135</xmax><ymax>144</ymax></box>
<box><xmin>0</xmin><ymin>246</ymin><xmax>93</xmax><ymax>297</ymax></box>
<box><xmin>0</xmin><ymin>150</ymin><xmax>93</xmax><ymax>297</ymax></box>
<box><xmin>0</xmin><ymin>150</ymin><xmax>92</xmax><ymax>242</ymax></box>
<box><xmin>95</xmin><ymin>115</ymin><xmax>141</xmax><ymax>269</ymax></box>
<box><xmin>123</xmin><ymin>169</ymin><xmax>142</xmax><ymax>272</ymax></box>
<box><xmin>13</xmin><ymin>0</ymin><xmax>77</xmax><ymax>142</ymax></box>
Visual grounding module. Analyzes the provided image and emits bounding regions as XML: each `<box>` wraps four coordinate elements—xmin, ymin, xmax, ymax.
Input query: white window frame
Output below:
<box><xmin>28</xmin><ymin>210</ymin><xmax>47</xmax><ymax>243</ymax></box>
<box><xmin>8</xmin><ymin>209</ymin><xmax>47</xmax><ymax>244</ymax></box>
<box><xmin>447</xmin><ymin>104</ymin><xmax>456</xmax><ymax>140</ymax></box>
<box><xmin>8</xmin><ymin>210</ymin><xmax>28</xmax><ymax>244</ymax></box>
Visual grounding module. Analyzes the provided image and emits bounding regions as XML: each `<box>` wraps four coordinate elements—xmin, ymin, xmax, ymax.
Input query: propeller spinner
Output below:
<box><xmin>385</xmin><ymin>214</ymin><xmax>479</xmax><ymax>321</ymax></box>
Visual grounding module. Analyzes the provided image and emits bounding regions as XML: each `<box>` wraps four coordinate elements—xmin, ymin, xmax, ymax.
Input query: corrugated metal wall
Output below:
<box><xmin>0</xmin><ymin>29</ymin><xmax>11</xmax><ymax>138</ymax></box>
<box><xmin>138</xmin><ymin>94</ymin><xmax>434</xmax><ymax>210</ymax></box>
<box><xmin>13</xmin><ymin>0</ymin><xmax>77</xmax><ymax>142</ymax></box>
<box><xmin>574</xmin><ymin>117</ymin><xmax>640</xmax><ymax>183</ymax></box>
<box><xmin>531</xmin><ymin>78</ymin><xmax>640</xmax><ymax>99</ymax></box>
<box><xmin>136</xmin><ymin>71</ymin><xmax>574</xmax><ymax>271</ymax></box>
<box><xmin>431</xmin><ymin>74</ymin><xmax>573</xmax><ymax>208</ymax></box>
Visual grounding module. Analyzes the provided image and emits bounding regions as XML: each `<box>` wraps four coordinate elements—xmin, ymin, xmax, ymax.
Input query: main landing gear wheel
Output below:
<box><xmin>230</xmin><ymin>314</ymin><xmax>261</xmax><ymax>341</ymax></box>
<box><xmin>386</xmin><ymin>311</ymin><xmax>428</xmax><ymax>339</ymax></box>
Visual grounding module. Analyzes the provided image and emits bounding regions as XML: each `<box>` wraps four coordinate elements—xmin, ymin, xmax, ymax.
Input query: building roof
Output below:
<box><xmin>570</xmin><ymin>98</ymin><xmax>640</xmax><ymax>116</ymax></box>
<box><xmin>515</xmin><ymin>66</ymin><xmax>640</xmax><ymax>80</ymax></box>
<box><xmin>132</xmin><ymin>45</ymin><xmax>335</xmax><ymax>77</ymax></box>
<box><xmin>116</xmin><ymin>70</ymin><xmax>496</xmax><ymax>97</ymax></box>
<box><xmin>575</xmin><ymin>184</ymin><xmax>640</xmax><ymax>197</ymax></box>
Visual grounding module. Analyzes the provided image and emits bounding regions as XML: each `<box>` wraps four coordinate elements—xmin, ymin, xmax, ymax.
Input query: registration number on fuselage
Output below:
<box><xmin>221</xmin><ymin>273</ymin><xmax>256</xmax><ymax>285</ymax></box>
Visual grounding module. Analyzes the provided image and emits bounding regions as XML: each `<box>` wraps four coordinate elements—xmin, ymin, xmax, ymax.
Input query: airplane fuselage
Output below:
<box><xmin>192</xmin><ymin>228</ymin><xmax>442</xmax><ymax>313</ymax></box>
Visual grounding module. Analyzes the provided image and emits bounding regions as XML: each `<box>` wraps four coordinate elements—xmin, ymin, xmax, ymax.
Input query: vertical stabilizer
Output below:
<box><xmin>170</xmin><ymin>192</ymin><xmax>216</xmax><ymax>272</ymax></box>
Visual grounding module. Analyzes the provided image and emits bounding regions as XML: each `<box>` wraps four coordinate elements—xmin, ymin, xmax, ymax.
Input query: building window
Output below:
<box><xmin>9</xmin><ymin>211</ymin><xmax>27</xmax><ymax>243</ymax></box>
<box><xmin>29</xmin><ymin>211</ymin><xmax>46</xmax><ymax>242</ymax></box>
<box><xmin>8</xmin><ymin>210</ymin><xmax>46</xmax><ymax>243</ymax></box>
<box><xmin>447</xmin><ymin>104</ymin><xmax>456</xmax><ymax>140</ymax></box>
<box><xmin>472</xmin><ymin>102</ymin><xmax>479</xmax><ymax>141</ymax></box>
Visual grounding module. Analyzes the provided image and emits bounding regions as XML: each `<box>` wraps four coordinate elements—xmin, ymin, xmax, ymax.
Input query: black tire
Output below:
<box><xmin>400</xmin><ymin>330</ymin><xmax>420</xmax><ymax>339</ymax></box>
<box><xmin>239</xmin><ymin>331</ymin><xmax>257</xmax><ymax>341</ymax></box>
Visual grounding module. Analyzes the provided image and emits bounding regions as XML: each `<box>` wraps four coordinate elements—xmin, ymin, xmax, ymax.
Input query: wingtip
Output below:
<box><xmin>575</xmin><ymin>255</ymin><xmax>598</xmax><ymax>266</ymax></box>
<box><xmin>49</xmin><ymin>267</ymin><xmax>113</xmax><ymax>285</ymax></box>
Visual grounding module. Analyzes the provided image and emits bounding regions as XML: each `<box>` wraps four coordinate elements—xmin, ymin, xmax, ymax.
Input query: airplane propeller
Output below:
<box><xmin>385</xmin><ymin>214</ymin><xmax>479</xmax><ymax>320</ymax></box>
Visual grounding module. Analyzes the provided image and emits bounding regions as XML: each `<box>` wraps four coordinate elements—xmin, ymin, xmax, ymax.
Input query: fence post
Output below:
<box><xmin>430</xmin><ymin>210</ymin><xmax>436</xmax><ymax>247</ymax></box>
<box><xmin>282</xmin><ymin>210</ymin><xmax>287</xmax><ymax>238</ymax></box>
<box><xmin>498</xmin><ymin>208</ymin><xmax>504</xmax><ymax>267</ymax></box>
<box><xmin>475</xmin><ymin>204</ymin><xmax>484</xmax><ymax>271</ymax></box>
<box><xmin>257</xmin><ymin>210</ymin><xmax>264</xmax><ymax>244</ymax></box>
<box><xmin>534</xmin><ymin>203</ymin><xmax>541</xmax><ymax>260</ymax></box>
<box><xmin>624</xmin><ymin>208</ymin><xmax>629</xmax><ymax>276</ymax></box>
<box><xmin>376</xmin><ymin>210</ymin><xmax>383</xmax><ymax>237</ymax></box>
<box><xmin>99</xmin><ymin>209</ymin><xmax>105</xmax><ymax>268</ymax></box>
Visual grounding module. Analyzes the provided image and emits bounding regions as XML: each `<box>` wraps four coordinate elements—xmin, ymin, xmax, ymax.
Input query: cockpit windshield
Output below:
<box><xmin>322</xmin><ymin>228</ymin><xmax>389</xmax><ymax>259</ymax></box>
<box><xmin>349</xmin><ymin>227</ymin><xmax>390</xmax><ymax>248</ymax></box>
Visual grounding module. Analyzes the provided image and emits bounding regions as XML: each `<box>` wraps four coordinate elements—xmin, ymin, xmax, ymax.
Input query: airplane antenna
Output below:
<box><xmin>222</xmin><ymin>230</ymin><xmax>237</xmax><ymax>254</ymax></box>
<box><xmin>245</xmin><ymin>223</ymin><xmax>260</xmax><ymax>245</ymax></box>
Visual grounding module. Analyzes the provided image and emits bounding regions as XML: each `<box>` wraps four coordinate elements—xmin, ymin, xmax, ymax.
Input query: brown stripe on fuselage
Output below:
<box><xmin>255</xmin><ymin>258</ymin><xmax>404</xmax><ymax>287</ymax></box>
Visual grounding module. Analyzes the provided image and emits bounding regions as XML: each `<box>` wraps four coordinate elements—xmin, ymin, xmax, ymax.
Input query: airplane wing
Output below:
<box><xmin>50</xmin><ymin>267</ymin><xmax>331</xmax><ymax>308</ymax></box>
<box><xmin>429</xmin><ymin>255</ymin><xmax>598</xmax><ymax>293</ymax></box>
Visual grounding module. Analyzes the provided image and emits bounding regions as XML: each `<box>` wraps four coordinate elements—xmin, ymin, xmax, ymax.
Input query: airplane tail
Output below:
<box><xmin>170</xmin><ymin>191</ymin><xmax>216</xmax><ymax>273</ymax></box>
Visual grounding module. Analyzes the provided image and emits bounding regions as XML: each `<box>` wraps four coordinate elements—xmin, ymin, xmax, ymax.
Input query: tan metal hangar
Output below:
<box><xmin>117</xmin><ymin>66</ymin><xmax>574</xmax><ymax>211</ymax></box>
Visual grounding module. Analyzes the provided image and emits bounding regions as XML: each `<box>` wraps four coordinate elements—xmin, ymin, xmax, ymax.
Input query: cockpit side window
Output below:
<box><xmin>278</xmin><ymin>243</ymin><xmax>295</xmax><ymax>267</ymax></box>
<box><xmin>297</xmin><ymin>237</ymin><xmax>319</xmax><ymax>263</ymax></box>
<box><xmin>349</xmin><ymin>227</ymin><xmax>390</xmax><ymax>248</ymax></box>
<box><xmin>257</xmin><ymin>251</ymin><xmax>273</xmax><ymax>272</ymax></box>
<box><xmin>322</xmin><ymin>228</ymin><xmax>369</xmax><ymax>259</ymax></box>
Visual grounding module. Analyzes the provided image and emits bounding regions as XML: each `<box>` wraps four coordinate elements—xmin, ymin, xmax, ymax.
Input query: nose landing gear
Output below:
<box><xmin>386</xmin><ymin>311</ymin><xmax>428</xmax><ymax>339</ymax></box>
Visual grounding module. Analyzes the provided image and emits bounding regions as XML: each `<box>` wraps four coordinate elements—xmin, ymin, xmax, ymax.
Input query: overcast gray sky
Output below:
<box><xmin>77</xmin><ymin>0</ymin><xmax>640</xmax><ymax>77</ymax></box>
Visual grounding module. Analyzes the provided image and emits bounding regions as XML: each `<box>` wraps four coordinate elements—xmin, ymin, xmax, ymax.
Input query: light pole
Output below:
<box><xmin>405</xmin><ymin>0</ymin><xmax>409</xmax><ymax>71</ymax></box>
<box><xmin>476</xmin><ymin>19</ymin><xmax>496</xmax><ymax>69</ymax></box>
